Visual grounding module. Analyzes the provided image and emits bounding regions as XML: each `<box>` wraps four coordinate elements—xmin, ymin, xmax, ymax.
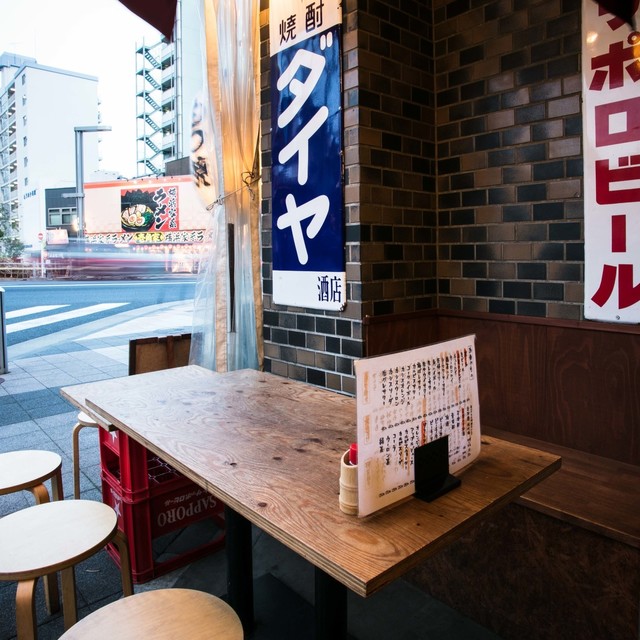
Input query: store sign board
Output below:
<box><xmin>270</xmin><ymin>1</ymin><xmax>345</xmax><ymax>310</ymax></box>
<box><xmin>583</xmin><ymin>0</ymin><xmax>640</xmax><ymax>321</ymax></box>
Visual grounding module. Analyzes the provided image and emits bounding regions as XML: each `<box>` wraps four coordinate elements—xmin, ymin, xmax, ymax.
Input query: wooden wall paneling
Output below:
<box><xmin>545</xmin><ymin>326</ymin><xmax>640</xmax><ymax>465</ymax></box>
<box><xmin>363</xmin><ymin>311</ymin><xmax>439</xmax><ymax>357</ymax></box>
<box><xmin>406</xmin><ymin>503</ymin><xmax>640</xmax><ymax>640</ymax></box>
<box><xmin>436</xmin><ymin>313</ymin><xmax>546</xmax><ymax>439</ymax></box>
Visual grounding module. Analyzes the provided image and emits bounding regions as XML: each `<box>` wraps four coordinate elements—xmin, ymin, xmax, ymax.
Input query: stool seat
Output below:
<box><xmin>0</xmin><ymin>450</ymin><xmax>63</xmax><ymax>502</ymax></box>
<box><xmin>76</xmin><ymin>411</ymin><xmax>98</xmax><ymax>427</ymax></box>
<box><xmin>59</xmin><ymin>588</ymin><xmax>243</xmax><ymax>639</ymax></box>
<box><xmin>72</xmin><ymin>412</ymin><xmax>101</xmax><ymax>499</ymax></box>
<box><xmin>0</xmin><ymin>500</ymin><xmax>132</xmax><ymax>639</ymax></box>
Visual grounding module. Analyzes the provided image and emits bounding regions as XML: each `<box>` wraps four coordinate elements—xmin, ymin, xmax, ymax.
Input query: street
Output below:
<box><xmin>1</xmin><ymin>277</ymin><xmax>196</xmax><ymax>349</ymax></box>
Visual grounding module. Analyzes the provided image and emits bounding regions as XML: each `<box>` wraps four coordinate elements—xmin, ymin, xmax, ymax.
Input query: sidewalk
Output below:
<box><xmin>0</xmin><ymin>301</ymin><xmax>501</xmax><ymax>640</ymax></box>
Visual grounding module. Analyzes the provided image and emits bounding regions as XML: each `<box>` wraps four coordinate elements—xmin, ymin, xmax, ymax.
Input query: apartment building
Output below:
<box><xmin>135</xmin><ymin>0</ymin><xmax>204</xmax><ymax>177</ymax></box>
<box><xmin>0</xmin><ymin>52</ymin><xmax>100</xmax><ymax>250</ymax></box>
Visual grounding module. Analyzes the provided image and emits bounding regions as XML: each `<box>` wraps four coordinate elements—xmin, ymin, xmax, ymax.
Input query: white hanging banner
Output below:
<box><xmin>270</xmin><ymin>1</ymin><xmax>346</xmax><ymax>311</ymax></box>
<box><xmin>583</xmin><ymin>0</ymin><xmax>640</xmax><ymax>322</ymax></box>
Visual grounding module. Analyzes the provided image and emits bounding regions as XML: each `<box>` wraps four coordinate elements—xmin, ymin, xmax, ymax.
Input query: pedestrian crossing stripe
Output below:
<box><xmin>6</xmin><ymin>303</ymin><xmax>129</xmax><ymax>334</ymax></box>
<box><xmin>5</xmin><ymin>305</ymin><xmax>68</xmax><ymax>319</ymax></box>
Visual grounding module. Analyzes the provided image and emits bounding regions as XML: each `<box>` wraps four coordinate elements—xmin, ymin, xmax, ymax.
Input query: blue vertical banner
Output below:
<box><xmin>270</xmin><ymin>1</ymin><xmax>345</xmax><ymax>310</ymax></box>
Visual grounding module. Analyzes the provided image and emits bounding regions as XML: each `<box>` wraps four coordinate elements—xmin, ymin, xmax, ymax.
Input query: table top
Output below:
<box><xmin>61</xmin><ymin>365</ymin><xmax>561</xmax><ymax>597</ymax></box>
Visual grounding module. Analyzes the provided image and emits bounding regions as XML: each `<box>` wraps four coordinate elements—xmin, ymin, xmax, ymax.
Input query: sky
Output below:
<box><xmin>0</xmin><ymin>0</ymin><xmax>162</xmax><ymax>177</ymax></box>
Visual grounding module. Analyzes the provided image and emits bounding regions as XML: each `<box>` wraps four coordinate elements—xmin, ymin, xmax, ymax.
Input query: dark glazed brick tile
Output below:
<box><xmin>550</xmin><ymin>222</ymin><xmax>582</xmax><ymax>241</ymax></box>
<box><xmin>461</xmin><ymin>117</ymin><xmax>486</xmax><ymax>136</ymax></box>
<box><xmin>475</xmin><ymin>132</ymin><xmax>501</xmax><ymax>151</ymax></box>
<box><xmin>533</xmin><ymin>243</ymin><xmax>564</xmax><ymax>260</ymax></box>
<box><xmin>488</xmin><ymin>149</ymin><xmax>516</xmax><ymax>166</ymax></box>
<box><xmin>533</xmin><ymin>161</ymin><xmax>565</xmax><ymax>181</ymax></box>
<box><xmin>517</xmin><ymin>301</ymin><xmax>547</xmax><ymax>317</ymax></box>
<box><xmin>476</xmin><ymin>280</ymin><xmax>502</xmax><ymax>296</ymax></box>
<box><xmin>460</xmin><ymin>45</ymin><xmax>485</xmax><ymax>66</ymax></box>
<box><xmin>533</xmin><ymin>202</ymin><xmax>564</xmax><ymax>220</ymax></box>
<box><xmin>503</xmin><ymin>205</ymin><xmax>531</xmax><ymax>222</ymax></box>
<box><xmin>566</xmin><ymin>243</ymin><xmax>585</xmax><ymax>261</ymax></box>
<box><xmin>517</xmin><ymin>183</ymin><xmax>547</xmax><ymax>202</ymax></box>
<box><xmin>516</xmin><ymin>64</ymin><xmax>545</xmax><ymax>85</ymax></box>
<box><xmin>517</xmin><ymin>262</ymin><xmax>547</xmax><ymax>280</ymax></box>
<box><xmin>489</xmin><ymin>299</ymin><xmax>516</xmax><ymax>314</ymax></box>
<box><xmin>307</xmin><ymin>368</ymin><xmax>326</xmax><ymax>388</ymax></box>
<box><xmin>504</xmin><ymin>281</ymin><xmax>532</xmax><ymax>298</ymax></box>
<box><xmin>515</xmin><ymin>103</ymin><xmax>546</xmax><ymax>124</ymax></box>
<box><xmin>533</xmin><ymin>282</ymin><xmax>565</xmax><ymax>301</ymax></box>
<box><xmin>488</xmin><ymin>187</ymin><xmax>515</xmax><ymax>204</ymax></box>
<box><xmin>517</xmin><ymin>143</ymin><xmax>546</xmax><ymax>162</ymax></box>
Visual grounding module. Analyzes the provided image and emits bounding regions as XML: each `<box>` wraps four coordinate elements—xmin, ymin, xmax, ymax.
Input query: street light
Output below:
<box><xmin>67</xmin><ymin>125</ymin><xmax>112</xmax><ymax>240</ymax></box>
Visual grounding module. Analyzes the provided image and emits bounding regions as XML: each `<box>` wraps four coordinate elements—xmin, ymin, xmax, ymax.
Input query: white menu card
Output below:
<box><xmin>354</xmin><ymin>335</ymin><xmax>481</xmax><ymax>517</ymax></box>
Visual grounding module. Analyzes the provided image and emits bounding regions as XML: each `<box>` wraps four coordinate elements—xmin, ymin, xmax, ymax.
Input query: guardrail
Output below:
<box><xmin>0</xmin><ymin>262</ymin><xmax>37</xmax><ymax>279</ymax></box>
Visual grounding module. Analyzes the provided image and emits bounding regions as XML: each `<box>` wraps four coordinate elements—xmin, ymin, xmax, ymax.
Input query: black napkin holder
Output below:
<box><xmin>414</xmin><ymin>435</ymin><xmax>461</xmax><ymax>502</ymax></box>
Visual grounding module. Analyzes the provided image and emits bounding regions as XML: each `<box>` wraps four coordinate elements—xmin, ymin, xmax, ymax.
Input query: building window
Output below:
<box><xmin>48</xmin><ymin>207</ymin><xmax>77</xmax><ymax>227</ymax></box>
<box><xmin>24</xmin><ymin>177</ymin><xmax>28</xmax><ymax>186</ymax></box>
<box><xmin>22</xmin><ymin>95</ymin><xmax>26</xmax><ymax>106</ymax></box>
<box><xmin>23</xmin><ymin>136</ymin><xmax>27</xmax><ymax>147</ymax></box>
<box><xmin>23</xmin><ymin>115</ymin><xmax>27</xmax><ymax>126</ymax></box>
<box><xmin>23</xmin><ymin>157</ymin><xmax>28</xmax><ymax>167</ymax></box>
<box><xmin>21</xmin><ymin>74</ymin><xmax>26</xmax><ymax>85</ymax></box>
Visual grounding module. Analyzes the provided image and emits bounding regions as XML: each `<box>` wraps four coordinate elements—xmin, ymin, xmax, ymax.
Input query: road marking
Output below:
<box><xmin>6</xmin><ymin>305</ymin><xmax>68</xmax><ymax>319</ymax></box>
<box><xmin>6</xmin><ymin>303</ymin><xmax>129</xmax><ymax>333</ymax></box>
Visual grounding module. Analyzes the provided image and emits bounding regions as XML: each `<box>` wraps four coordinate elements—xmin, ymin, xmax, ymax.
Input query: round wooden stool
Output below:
<box><xmin>0</xmin><ymin>499</ymin><xmax>133</xmax><ymax>639</ymax></box>
<box><xmin>71</xmin><ymin>411</ymin><xmax>100</xmax><ymax>499</ymax></box>
<box><xmin>0</xmin><ymin>449</ymin><xmax>65</xmax><ymax>617</ymax></box>
<box><xmin>58</xmin><ymin>588</ymin><xmax>243</xmax><ymax>639</ymax></box>
<box><xmin>0</xmin><ymin>449</ymin><xmax>64</xmax><ymax>504</ymax></box>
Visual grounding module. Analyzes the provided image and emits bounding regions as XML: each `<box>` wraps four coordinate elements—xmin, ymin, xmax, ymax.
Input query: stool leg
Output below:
<box><xmin>110</xmin><ymin>530</ymin><xmax>134</xmax><ymax>596</ymax></box>
<box><xmin>51</xmin><ymin>468</ymin><xmax>64</xmax><ymax>502</ymax></box>
<box><xmin>30</xmin><ymin>483</ymin><xmax>50</xmax><ymax>505</ymax></box>
<box><xmin>16</xmin><ymin>578</ymin><xmax>38</xmax><ymax>640</ymax></box>
<box><xmin>43</xmin><ymin>572</ymin><xmax>60</xmax><ymax>616</ymax></box>
<box><xmin>60</xmin><ymin>566</ymin><xmax>78</xmax><ymax>630</ymax></box>
<box><xmin>27</xmin><ymin>484</ymin><xmax>61</xmax><ymax>615</ymax></box>
<box><xmin>72</xmin><ymin>422</ymin><xmax>83</xmax><ymax>500</ymax></box>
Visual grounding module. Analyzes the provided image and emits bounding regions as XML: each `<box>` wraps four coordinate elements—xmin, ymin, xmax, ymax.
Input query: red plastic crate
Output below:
<box><xmin>102</xmin><ymin>470</ymin><xmax>225</xmax><ymax>583</ymax></box>
<box><xmin>99</xmin><ymin>428</ymin><xmax>162</xmax><ymax>497</ymax></box>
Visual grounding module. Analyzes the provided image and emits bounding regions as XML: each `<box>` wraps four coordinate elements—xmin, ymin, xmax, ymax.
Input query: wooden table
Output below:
<box><xmin>61</xmin><ymin>365</ymin><xmax>561</xmax><ymax>638</ymax></box>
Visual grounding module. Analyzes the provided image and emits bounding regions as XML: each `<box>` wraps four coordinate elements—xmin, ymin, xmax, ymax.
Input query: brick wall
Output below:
<box><xmin>434</xmin><ymin>0</ymin><xmax>583</xmax><ymax>319</ymax></box>
<box><xmin>261</xmin><ymin>0</ymin><xmax>584</xmax><ymax>390</ymax></box>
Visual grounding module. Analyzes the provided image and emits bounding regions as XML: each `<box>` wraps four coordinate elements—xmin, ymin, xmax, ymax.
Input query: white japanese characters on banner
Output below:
<box><xmin>270</xmin><ymin>1</ymin><xmax>346</xmax><ymax>310</ymax></box>
<box><xmin>583</xmin><ymin>0</ymin><xmax>640</xmax><ymax>321</ymax></box>
<box><xmin>354</xmin><ymin>336</ymin><xmax>481</xmax><ymax>517</ymax></box>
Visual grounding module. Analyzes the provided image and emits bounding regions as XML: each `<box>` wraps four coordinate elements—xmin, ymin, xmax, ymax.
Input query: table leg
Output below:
<box><xmin>224</xmin><ymin>506</ymin><xmax>254</xmax><ymax>634</ymax></box>
<box><xmin>315</xmin><ymin>568</ymin><xmax>347</xmax><ymax>640</ymax></box>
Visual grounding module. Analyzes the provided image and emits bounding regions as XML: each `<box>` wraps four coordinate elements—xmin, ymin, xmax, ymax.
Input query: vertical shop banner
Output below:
<box><xmin>270</xmin><ymin>1</ymin><xmax>345</xmax><ymax>310</ymax></box>
<box><xmin>583</xmin><ymin>0</ymin><xmax>640</xmax><ymax>321</ymax></box>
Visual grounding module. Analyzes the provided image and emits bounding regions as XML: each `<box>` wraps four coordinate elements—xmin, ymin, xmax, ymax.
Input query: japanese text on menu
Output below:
<box><xmin>354</xmin><ymin>335</ymin><xmax>481</xmax><ymax>517</ymax></box>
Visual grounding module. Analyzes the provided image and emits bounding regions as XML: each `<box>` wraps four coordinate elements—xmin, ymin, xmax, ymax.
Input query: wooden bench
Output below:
<box><xmin>483</xmin><ymin>425</ymin><xmax>640</xmax><ymax>549</ymax></box>
<box><xmin>364</xmin><ymin>309</ymin><xmax>640</xmax><ymax>639</ymax></box>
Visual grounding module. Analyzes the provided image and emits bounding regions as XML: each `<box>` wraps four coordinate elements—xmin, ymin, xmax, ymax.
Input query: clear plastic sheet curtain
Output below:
<box><xmin>190</xmin><ymin>0</ymin><xmax>262</xmax><ymax>372</ymax></box>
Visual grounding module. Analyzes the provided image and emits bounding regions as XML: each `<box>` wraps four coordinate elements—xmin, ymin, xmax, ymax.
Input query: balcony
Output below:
<box><xmin>162</xmin><ymin>133</ymin><xmax>176</xmax><ymax>149</ymax></box>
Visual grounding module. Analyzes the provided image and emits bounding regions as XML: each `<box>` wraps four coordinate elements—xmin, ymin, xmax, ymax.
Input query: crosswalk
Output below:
<box><xmin>5</xmin><ymin>303</ymin><xmax>129</xmax><ymax>334</ymax></box>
